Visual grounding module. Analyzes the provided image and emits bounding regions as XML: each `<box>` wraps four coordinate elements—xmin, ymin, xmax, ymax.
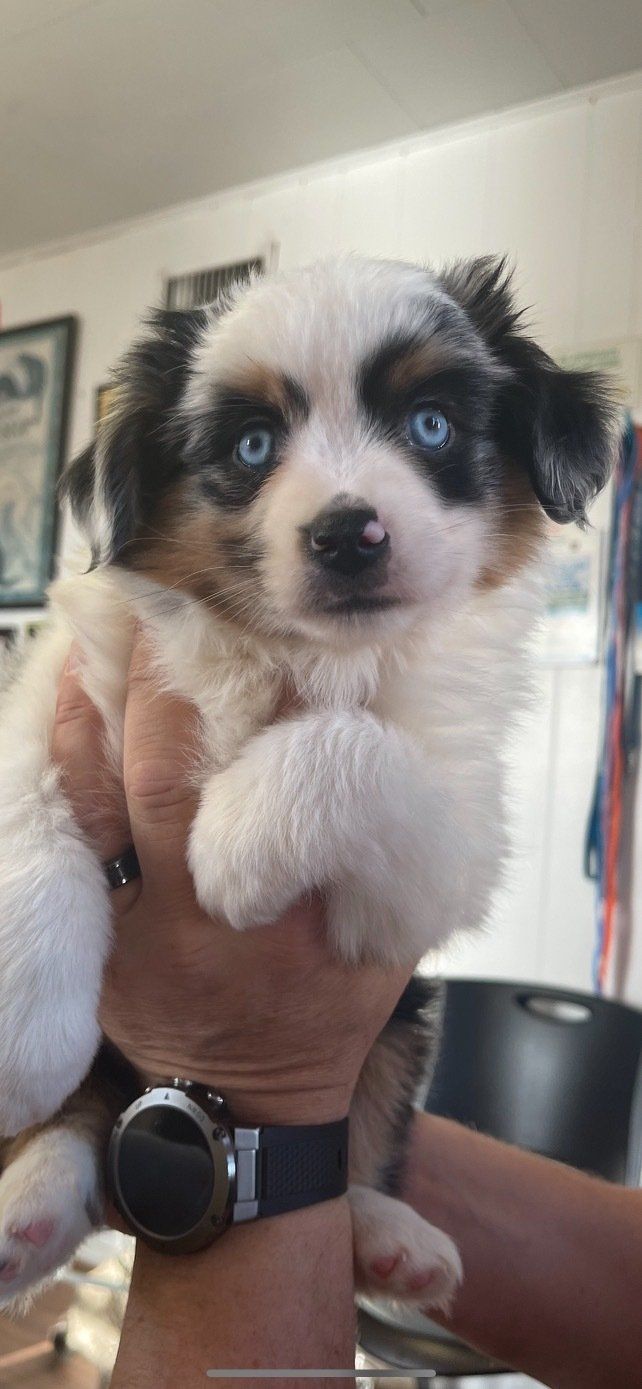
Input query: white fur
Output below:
<box><xmin>0</xmin><ymin>1127</ymin><xmax>99</xmax><ymax>1309</ymax></box>
<box><xmin>0</xmin><ymin>554</ymin><xmax>534</xmax><ymax>1136</ymax></box>
<box><xmin>185</xmin><ymin>258</ymin><xmax>497</xmax><ymax>418</ymax></box>
<box><xmin>0</xmin><ymin>625</ymin><xmax>113</xmax><ymax>1134</ymax></box>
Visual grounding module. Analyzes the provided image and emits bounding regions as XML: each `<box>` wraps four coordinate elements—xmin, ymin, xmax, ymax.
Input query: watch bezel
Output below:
<box><xmin>107</xmin><ymin>1083</ymin><xmax>236</xmax><ymax>1254</ymax></box>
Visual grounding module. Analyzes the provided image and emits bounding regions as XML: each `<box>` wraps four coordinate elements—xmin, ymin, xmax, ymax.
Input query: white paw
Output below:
<box><xmin>0</xmin><ymin>783</ymin><xmax>111</xmax><ymax>1134</ymax></box>
<box><xmin>0</xmin><ymin>1129</ymin><xmax>101</xmax><ymax>1310</ymax></box>
<box><xmin>0</xmin><ymin>1030</ymin><xmax>101</xmax><ymax>1138</ymax></box>
<box><xmin>350</xmin><ymin>1184</ymin><xmax>462</xmax><ymax>1314</ymax></box>
<box><xmin>188</xmin><ymin>772</ymin><xmax>299</xmax><ymax>930</ymax></box>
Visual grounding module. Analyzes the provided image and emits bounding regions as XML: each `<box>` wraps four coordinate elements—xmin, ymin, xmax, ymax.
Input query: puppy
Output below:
<box><xmin>0</xmin><ymin>256</ymin><xmax>615</xmax><ymax>1311</ymax></box>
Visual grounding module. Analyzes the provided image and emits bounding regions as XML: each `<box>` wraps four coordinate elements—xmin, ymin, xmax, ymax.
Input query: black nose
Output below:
<box><xmin>308</xmin><ymin>504</ymin><xmax>390</xmax><ymax>577</ymax></box>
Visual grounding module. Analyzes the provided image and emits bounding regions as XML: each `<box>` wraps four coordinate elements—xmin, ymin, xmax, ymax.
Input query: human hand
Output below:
<box><xmin>52</xmin><ymin>630</ymin><xmax>413</xmax><ymax>1125</ymax></box>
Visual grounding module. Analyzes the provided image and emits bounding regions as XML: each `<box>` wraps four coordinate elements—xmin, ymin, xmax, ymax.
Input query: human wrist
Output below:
<box><xmin>134</xmin><ymin>1069</ymin><xmax>353</xmax><ymax>1126</ymax></box>
<box><xmin>113</xmin><ymin>1193</ymin><xmax>355</xmax><ymax>1388</ymax></box>
<box><xmin>219</xmin><ymin>1086</ymin><xmax>351</xmax><ymax>1126</ymax></box>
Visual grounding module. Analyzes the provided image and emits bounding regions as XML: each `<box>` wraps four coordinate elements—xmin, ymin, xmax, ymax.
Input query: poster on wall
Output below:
<box><xmin>0</xmin><ymin>316</ymin><xmax>76</xmax><ymax>607</ymax></box>
<box><xmin>541</xmin><ymin>521</ymin><xmax>605</xmax><ymax>665</ymax></box>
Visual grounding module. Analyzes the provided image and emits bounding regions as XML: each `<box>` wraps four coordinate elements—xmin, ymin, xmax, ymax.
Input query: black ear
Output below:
<box><xmin>440</xmin><ymin>257</ymin><xmax>619</xmax><ymax>524</ymax></box>
<box><xmin>61</xmin><ymin>307</ymin><xmax>210</xmax><ymax>562</ymax></box>
<box><xmin>61</xmin><ymin>442</ymin><xmax>96</xmax><ymax>537</ymax></box>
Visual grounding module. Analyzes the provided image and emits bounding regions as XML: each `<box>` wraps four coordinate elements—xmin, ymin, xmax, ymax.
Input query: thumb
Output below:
<box><xmin>122</xmin><ymin>630</ymin><xmax>200</xmax><ymax>901</ymax></box>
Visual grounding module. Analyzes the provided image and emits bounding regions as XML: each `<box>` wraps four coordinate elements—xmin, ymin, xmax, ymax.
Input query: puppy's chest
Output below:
<box><xmin>194</xmin><ymin>654</ymin><xmax>438</xmax><ymax>775</ymax></box>
<box><xmin>195</xmin><ymin>669</ymin><xmax>280</xmax><ymax>772</ymax></box>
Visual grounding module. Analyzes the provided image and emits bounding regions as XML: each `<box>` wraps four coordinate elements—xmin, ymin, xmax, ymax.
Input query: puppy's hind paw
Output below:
<box><xmin>0</xmin><ymin>1129</ymin><xmax>100</xmax><ymax>1310</ymax></box>
<box><xmin>350</xmin><ymin>1184</ymin><xmax>462</xmax><ymax>1315</ymax></box>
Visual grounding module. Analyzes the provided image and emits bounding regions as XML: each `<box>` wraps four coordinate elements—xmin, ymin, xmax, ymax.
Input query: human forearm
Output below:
<box><xmin>112</xmin><ymin>1196</ymin><xmax>355</xmax><ymax>1389</ymax></box>
<box><xmin>402</xmin><ymin>1111</ymin><xmax>642</xmax><ymax>1389</ymax></box>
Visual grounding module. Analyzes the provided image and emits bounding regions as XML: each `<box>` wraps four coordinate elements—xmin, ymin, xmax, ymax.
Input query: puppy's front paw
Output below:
<box><xmin>188</xmin><ymin>769</ymin><xmax>299</xmax><ymax>930</ymax></box>
<box><xmin>350</xmin><ymin>1185</ymin><xmax>462</xmax><ymax>1314</ymax></box>
<box><xmin>0</xmin><ymin>1129</ymin><xmax>100</xmax><ymax>1311</ymax></box>
<box><xmin>0</xmin><ymin>801</ymin><xmax>111</xmax><ymax>1134</ymax></box>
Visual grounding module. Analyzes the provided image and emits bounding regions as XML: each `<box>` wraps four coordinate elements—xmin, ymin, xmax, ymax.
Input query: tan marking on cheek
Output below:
<box><xmin>125</xmin><ymin>482</ymin><xmax>263</xmax><ymax>624</ymax></box>
<box><xmin>477</xmin><ymin>465</ymin><xmax>546</xmax><ymax>589</ymax></box>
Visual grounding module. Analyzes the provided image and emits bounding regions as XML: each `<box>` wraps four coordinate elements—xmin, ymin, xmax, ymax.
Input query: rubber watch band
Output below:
<box><xmin>255</xmin><ymin>1118</ymin><xmax>349</xmax><ymax>1217</ymax></box>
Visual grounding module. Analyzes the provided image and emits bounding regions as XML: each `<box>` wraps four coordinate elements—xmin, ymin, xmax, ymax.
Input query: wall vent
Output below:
<box><xmin>164</xmin><ymin>257</ymin><xmax>264</xmax><ymax>311</ymax></box>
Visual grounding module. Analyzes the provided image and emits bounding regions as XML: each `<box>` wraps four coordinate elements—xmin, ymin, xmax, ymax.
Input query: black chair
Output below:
<box><xmin>358</xmin><ymin>978</ymin><xmax>642</xmax><ymax>1381</ymax></box>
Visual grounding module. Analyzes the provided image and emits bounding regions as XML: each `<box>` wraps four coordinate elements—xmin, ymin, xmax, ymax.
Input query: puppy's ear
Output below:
<box><xmin>440</xmin><ymin>257</ymin><xmax>619</xmax><ymax>524</ymax></box>
<box><xmin>61</xmin><ymin>442</ymin><xmax>98</xmax><ymax>549</ymax></box>
<box><xmin>61</xmin><ymin>307</ymin><xmax>209</xmax><ymax>562</ymax></box>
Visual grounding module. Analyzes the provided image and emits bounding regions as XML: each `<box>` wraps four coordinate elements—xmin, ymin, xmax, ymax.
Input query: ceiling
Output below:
<box><xmin>2</xmin><ymin>0</ymin><xmax>642</xmax><ymax>259</ymax></box>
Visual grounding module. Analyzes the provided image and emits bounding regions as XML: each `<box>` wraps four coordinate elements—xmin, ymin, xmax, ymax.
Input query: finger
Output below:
<box><xmin>53</xmin><ymin>649</ymin><xmax>129</xmax><ymax>858</ymax></box>
<box><xmin>52</xmin><ymin>648</ymin><xmax>140</xmax><ymax>914</ymax></box>
<box><xmin>123</xmin><ymin>629</ymin><xmax>200</xmax><ymax>898</ymax></box>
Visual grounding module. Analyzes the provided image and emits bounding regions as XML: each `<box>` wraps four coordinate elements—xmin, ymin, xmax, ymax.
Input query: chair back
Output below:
<box><xmin>359</xmin><ymin>978</ymin><xmax>642</xmax><ymax>1376</ymax></box>
<box><xmin>425</xmin><ymin>979</ymin><xmax>642</xmax><ymax>1184</ymax></box>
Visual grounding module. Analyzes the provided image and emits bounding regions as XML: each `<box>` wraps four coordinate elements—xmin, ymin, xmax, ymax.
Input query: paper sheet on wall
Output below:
<box><xmin>540</xmin><ymin>521</ymin><xmax>605</xmax><ymax>665</ymax></box>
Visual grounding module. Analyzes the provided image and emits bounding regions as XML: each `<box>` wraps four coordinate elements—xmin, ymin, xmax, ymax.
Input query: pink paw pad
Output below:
<box><xmin>0</xmin><ymin>1260</ymin><xmax>20</xmax><ymax>1283</ymax></box>
<box><xmin>371</xmin><ymin>1253</ymin><xmax>401</xmax><ymax>1280</ymax></box>
<box><xmin>11</xmin><ymin>1219</ymin><xmax>54</xmax><ymax>1248</ymax></box>
<box><xmin>407</xmin><ymin>1269</ymin><xmax>437</xmax><ymax>1293</ymax></box>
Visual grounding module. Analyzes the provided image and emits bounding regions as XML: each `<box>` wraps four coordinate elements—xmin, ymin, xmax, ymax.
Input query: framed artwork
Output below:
<box><xmin>0</xmin><ymin>315</ymin><xmax>76</xmax><ymax>607</ymax></box>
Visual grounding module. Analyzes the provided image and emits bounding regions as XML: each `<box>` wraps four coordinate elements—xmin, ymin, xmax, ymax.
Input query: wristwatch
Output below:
<box><xmin>107</xmin><ymin>1079</ymin><xmax>349</xmax><ymax>1254</ymax></box>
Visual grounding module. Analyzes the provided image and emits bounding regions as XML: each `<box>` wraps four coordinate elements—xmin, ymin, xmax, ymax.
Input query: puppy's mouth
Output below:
<box><xmin>318</xmin><ymin>594</ymin><xmax>401</xmax><ymax>617</ymax></box>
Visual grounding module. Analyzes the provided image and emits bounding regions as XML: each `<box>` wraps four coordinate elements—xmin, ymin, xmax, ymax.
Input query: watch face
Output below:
<box><xmin>117</xmin><ymin>1104</ymin><xmax>215</xmax><ymax>1237</ymax></box>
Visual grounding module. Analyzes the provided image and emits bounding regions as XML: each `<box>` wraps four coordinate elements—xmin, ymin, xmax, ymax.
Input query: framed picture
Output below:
<box><xmin>0</xmin><ymin>315</ymin><xmax>76</xmax><ymax>607</ymax></box>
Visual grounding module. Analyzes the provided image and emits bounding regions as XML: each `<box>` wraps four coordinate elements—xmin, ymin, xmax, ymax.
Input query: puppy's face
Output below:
<box><xmin>65</xmin><ymin>258</ymin><xmax>617</xmax><ymax>648</ymax></box>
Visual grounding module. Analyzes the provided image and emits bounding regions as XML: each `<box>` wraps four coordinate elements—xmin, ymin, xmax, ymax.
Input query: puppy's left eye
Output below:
<box><xmin>235</xmin><ymin>422</ymin><xmax>276</xmax><ymax>469</ymax></box>
<box><xmin>406</xmin><ymin>406</ymin><xmax>451</xmax><ymax>451</ymax></box>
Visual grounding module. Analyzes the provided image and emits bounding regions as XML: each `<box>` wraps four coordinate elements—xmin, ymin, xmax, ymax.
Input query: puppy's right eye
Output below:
<box><xmin>234</xmin><ymin>422</ymin><xmax>276</xmax><ymax>470</ymax></box>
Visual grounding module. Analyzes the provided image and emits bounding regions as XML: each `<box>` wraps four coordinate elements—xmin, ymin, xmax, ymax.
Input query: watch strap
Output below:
<box><xmin>259</xmin><ymin>1117</ymin><xmax>349</xmax><ymax>1216</ymax></box>
<box><xmin>233</xmin><ymin>1117</ymin><xmax>349</xmax><ymax>1221</ymax></box>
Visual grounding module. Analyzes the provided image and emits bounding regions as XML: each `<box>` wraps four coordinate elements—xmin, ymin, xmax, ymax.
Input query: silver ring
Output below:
<box><xmin>104</xmin><ymin>845</ymin><xmax>141</xmax><ymax>889</ymax></box>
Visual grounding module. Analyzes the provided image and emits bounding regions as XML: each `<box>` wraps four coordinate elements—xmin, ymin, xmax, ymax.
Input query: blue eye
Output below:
<box><xmin>235</xmin><ymin>423</ymin><xmax>275</xmax><ymax>469</ymax></box>
<box><xmin>406</xmin><ymin>406</ymin><xmax>450</xmax><ymax>451</ymax></box>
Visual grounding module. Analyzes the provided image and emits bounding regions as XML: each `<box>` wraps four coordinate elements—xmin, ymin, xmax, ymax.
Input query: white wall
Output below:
<box><xmin>2</xmin><ymin>73</ymin><xmax>642</xmax><ymax>1002</ymax></box>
